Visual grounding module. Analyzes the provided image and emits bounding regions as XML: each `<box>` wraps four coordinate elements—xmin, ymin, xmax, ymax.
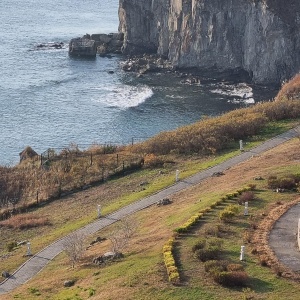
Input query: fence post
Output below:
<box><xmin>116</xmin><ymin>154</ymin><xmax>119</xmax><ymax>166</ymax></box>
<box><xmin>90</xmin><ymin>153</ymin><xmax>93</xmax><ymax>166</ymax></box>
<box><xmin>132</xmin><ymin>137</ymin><xmax>134</xmax><ymax>145</ymax></box>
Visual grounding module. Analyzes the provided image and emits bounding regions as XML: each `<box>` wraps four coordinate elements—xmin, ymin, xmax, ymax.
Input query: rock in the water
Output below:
<box><xmin>69</xmin><ymin>37</ymin><xmax>97</xmax><ymax>57</ymax></box>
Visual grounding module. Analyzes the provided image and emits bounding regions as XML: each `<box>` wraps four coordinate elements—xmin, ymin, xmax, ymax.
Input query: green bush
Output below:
<box><xmin>204</xmin><ymin>260</ymin><xmax>228</xmax><ymax>273</ymax></box>
<box><xmin>192</xmin><ymin>238</ymin><xmax>206</xmax><ymax>252</ymax></box>
<box><xmin>194</xmin><ymin>245</ymin><xmax>221</xmax><ymax>262</ymax></box>
<box><xmin>219</xmin><ymin>210</ymin><xmax>235</xmax><ymax>222</ymax></box>
<box><xmin>6</xmin><ymin>241</ymin><xmax>18</xmax><ymax>252</ymax></box>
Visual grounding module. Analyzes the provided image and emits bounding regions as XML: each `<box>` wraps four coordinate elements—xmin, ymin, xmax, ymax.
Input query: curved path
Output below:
<box><xmin>269</xmin><ymin>203</ymin><xmax>300</xmax><ymax>272</ymax></box>
<box><xmin>1</xmin><ymin>126</ymin><xmax>299</xmax><ymax>295</ymax></box>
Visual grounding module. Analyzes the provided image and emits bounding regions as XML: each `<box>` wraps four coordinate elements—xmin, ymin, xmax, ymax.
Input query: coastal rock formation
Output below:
<box><xmin>119</xmin><ymin>0</ymin><xmax>300</xmax><ymax>84</ymax></box>
<box><xmin>69</xmin><ymin>37</ymin><xmax>97</xmax><ymax>57</ymax></box>
<box><xmin>69</xmin><ymin>33</ymin><xmax>124</xmax><ymax>57</ymax></box>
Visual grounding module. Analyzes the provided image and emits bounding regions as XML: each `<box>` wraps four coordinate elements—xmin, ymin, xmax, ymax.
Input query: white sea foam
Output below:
<box><xmin>211</xmin><ymin>83</ymin><xmax>255</xmax><ymax>104</ymax></box>
<box><xmin>93</xmin><ymin>84</ymin><xmax>154</xmax><ymax>108</ymax></box>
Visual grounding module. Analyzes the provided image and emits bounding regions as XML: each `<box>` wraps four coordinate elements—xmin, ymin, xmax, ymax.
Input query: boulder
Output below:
<box><xmin>2</xmin><ymin>271</ymin><xmax>10</xmax><ymax>278</ymax></box>
<box><xmin>64</xmin><ymin>280</ymin><xmax>75</xmax><ymax>287</ymax></box>
<box><xmin>69</xmin><ymin>37</ymin><xmax>97</xmax><ymax>57</ymax></box>
<box><xmin>19</xmin><ymin>146</ymin><xmax>38</xmax><ymax>162</ymax></box>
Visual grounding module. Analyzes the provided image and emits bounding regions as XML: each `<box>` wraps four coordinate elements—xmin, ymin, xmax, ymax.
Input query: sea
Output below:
<box><xmin>0</xmin><ymin>0</ymin><xmax>277</xmax><ymax>166</ymax></box>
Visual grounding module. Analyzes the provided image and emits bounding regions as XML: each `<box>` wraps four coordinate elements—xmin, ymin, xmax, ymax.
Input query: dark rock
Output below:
<box><xmin>69</xmin><ymin>37</ymin><xmax>97</xmax><ymax>57</ymax></box>
<box><xmin>19</xmin><ymin>146</ymin><xmax>38</xmax><ymax>163</ymax></box>
<box><xmin>93</xmin><ymin>251</ymin><xmax>123</xmax><ymax>265</ymax></box>
<box><xmin>212</xmin><ymin>171</ymin><xmax>225</xmax><ymax>177</ymax></box>
<box><xmin>157</xmin><ymin>198</ymin><xmax>172</xmax><ymax>206</ymax></box>
<box><xmin>2</xmin><ymin>271</ymin><xmax>10</xmax><ymax>278</ymax></box>
<box><xmin>64</xmin><ymin>280</ymin><xmax>75</xmax><ymax>287</ymax></box>
<box><xmin>108</xmin><ymin>70</ymin><xmax>114</xmax><ymax>74</ymax></box>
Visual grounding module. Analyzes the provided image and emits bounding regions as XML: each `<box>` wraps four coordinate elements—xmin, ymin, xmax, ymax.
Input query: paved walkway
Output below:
<box><xmin>269</xmin><ymin>203</ymin><xmax>300</xmax><ymax>272</ymax></box>
<box><xmin>0</xmin><ymin>126</ymin><xmax>299</xmax><ymax>295</ymax></box>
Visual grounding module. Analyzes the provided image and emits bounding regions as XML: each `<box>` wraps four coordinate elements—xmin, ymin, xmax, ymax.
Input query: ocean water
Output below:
<box><xmin>0</xmin><ymin>0</ymin><xmax>277</xmax><ymax>165</ymax></box>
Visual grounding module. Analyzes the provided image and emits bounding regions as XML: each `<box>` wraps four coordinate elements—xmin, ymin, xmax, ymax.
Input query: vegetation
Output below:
<box><xmin>0</xmin><ymin>74</ymin><xmax>299</xmax><ymax>299</ymax></box>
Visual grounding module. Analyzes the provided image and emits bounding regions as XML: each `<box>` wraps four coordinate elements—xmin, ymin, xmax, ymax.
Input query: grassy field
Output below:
<box><xmin>0</xmin><ymin>120</ymin><xmax>300</xmax><ymax>299</ymax></box>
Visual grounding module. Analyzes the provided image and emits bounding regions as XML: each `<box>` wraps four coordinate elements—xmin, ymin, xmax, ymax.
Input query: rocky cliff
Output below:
<box><xmin>119</xmin><ymin>0</ymin><xmax>300</xmax><ymax>84</ymax></box>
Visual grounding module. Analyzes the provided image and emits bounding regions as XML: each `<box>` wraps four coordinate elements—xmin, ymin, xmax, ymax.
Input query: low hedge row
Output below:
<box><xmin>163</xmin><ymin>238</ymin><xmax>180</xmax><ymax>284</ymax></box>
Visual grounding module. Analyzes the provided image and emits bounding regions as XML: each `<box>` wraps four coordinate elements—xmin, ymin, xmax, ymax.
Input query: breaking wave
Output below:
<box><xmin>92</xmin><ymin>84</ymin><xmax>154</xmax><ymax>108</ymax></box>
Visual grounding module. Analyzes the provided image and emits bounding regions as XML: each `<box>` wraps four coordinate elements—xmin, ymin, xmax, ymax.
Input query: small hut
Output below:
<box><xmin>69</xmin><ymin>37</ymin><xmax>97</xmax><ymax>57</ymax></box>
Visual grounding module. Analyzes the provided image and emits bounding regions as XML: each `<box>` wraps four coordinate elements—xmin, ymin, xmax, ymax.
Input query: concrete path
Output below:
<box><xmin>269</xmin><ymin>203</ymin><xmax>300</xmax><ymax>272</ymax></box>
<box><xmin>0</xmin><ymin>126</ymin><xmax>299</xmax><ymax>295</ymax></box>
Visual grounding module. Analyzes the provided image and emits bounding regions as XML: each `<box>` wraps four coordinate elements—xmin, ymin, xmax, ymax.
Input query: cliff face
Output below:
<box><xmin>119</xmin><ymin>0</ymin><xmax>300</xmax><ymax>84</ymax></box>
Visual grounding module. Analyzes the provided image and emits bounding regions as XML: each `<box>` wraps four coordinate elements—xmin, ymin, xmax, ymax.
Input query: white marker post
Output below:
<box><xmin>97</xmin><ymin>205</ymin><xmax>101</xmax><ymax>218</ymax></box>
<box><xmin>175</xmin><ymin>170</ymin><xmax>180</xmax><ymax>182</ymax></box>
<box><xmin>239</xmin><ymin>140</ymin><xmax>244</xmax><ymax>151</ymax></box>
<box><xmin>26</xmin><ymin>242</ymin><xmax>32</xmax><ymax>256</ymax></box>
<box><xmin>244</xmin><ymin>202</ymin><xmax>249</xmax><ymax>216</ymax></box>
<box><xmin>240</xmin><ymin>245</ymin><xmax>245</xmax><ymax>261</ymax></box>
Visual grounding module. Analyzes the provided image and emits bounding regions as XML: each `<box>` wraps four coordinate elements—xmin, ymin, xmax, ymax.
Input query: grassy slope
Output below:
<box><xmin>0</xmin><ymin>121</ymin><xmax>299</xmax><ymax>299</ymax></box>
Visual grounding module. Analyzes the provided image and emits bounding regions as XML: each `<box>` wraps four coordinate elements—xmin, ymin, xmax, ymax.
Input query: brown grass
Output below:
<box><xmin>0</xmin><ymin>214</ymin><xmax>51</xmax><ymax>230</ymax></box>
<box><xmin>276</xmin><ymin>74</ymin><xmax>300</xmax><ymax>101</ymax></box>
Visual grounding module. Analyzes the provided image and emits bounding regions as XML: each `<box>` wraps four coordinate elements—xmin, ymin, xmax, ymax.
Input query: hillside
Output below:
<box><xmin>0</xmin><ymin>131</ymin><xmax>300</xmax><ymax>299</ymax></box>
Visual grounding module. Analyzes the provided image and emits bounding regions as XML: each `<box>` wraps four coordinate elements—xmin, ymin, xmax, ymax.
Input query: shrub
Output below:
<box><xmin>227</xmin><ymin>263</ymin><xmax>244</xmax><ymax>272</ymax></box>
<box><xmin>208</xmin><ymin>237</ymin><xmax>223</xmax><ymax>248</ymax></box>
<box><xmin>267</xmin><ymin>175</ymin><xmax>297</xmax><ymax>190</ymax></box>
<box><xmin>194</xmin><ymin>246</ymin><xmax>221</xmax><ymax>262</ymax></box>
<box><xmin>204</xmin><ymin>224</ymin><xmax>221</xmax><ymax>237</ymax></box>
<box><xmin>143</xmin><ymin>153</ymin><xmax>164</xmax><ymax>168</ymax></box>
<box><xmin>212</xmin><ymin>270</ymin><xmax>249</xmax><ymax>287</ymax></box>
<box><xmin>163</xmin><ymin>238</ymin><xmax>180</xmax><ymax>284</ymax></box>
<box><xmin>238</xmin><ymin>191</ymin><xmax>255</xmax><ymax>204</ymax></box>
<box><xmin>219</xmin><ymin>210</ymin><xmax>236</xmax><ymax>222</ymax></box>
<box><xmin>247</xmin><ymin>184</ymin><xmax>257</xmax><ymax>191</ymax></box>
<box><xmin>204</xmin><ymin>260</ymin><xmax>228</xmax><ymax>273</ymax></box>
<box><xmin>267</xmin><ymin>177</ymin><xmax>280</xmax><ymax>189</ymax></box>
<box><xmin>6</xmin><ymin>241</ymin><xmax>17</xmax><ymax>252</ymax></box>
<box><xmin>192</xmin><ymin>238</ymin><xmax>206</xmax><ymax>252</ymax></box>
<box><xmin>278</xmin><ymin>177</ymin><xmax>296</xmax><ymax>190</ymax></box>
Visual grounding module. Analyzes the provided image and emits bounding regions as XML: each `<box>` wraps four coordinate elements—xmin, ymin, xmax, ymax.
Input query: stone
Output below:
<box><xmin>69</xmin><ymin>37</ymin><xmax>97</xmax><ymax>57</ymax></box>
<box><xmin>212</xmin><ymin>172</ymin><xmax>225</xmax><ymax>177</ymax></box>
<box><xmin>64</xmin><ymin>280</ymin><xmax>75</xmax><ymax>287</ymax></box>
<box><xmin>157</xmin><ymin>198</ymin><xmax>172</xmax><ymax>206</ymax></box>
<box><xmin>2</xmin><ymin>271</ymin><xmax>10</xmax><ymax>278</ymax></box>
<box><xmin>19</xmin><ymin>146</ymin><xmax>38</xmax><ymax>162</ymax></box>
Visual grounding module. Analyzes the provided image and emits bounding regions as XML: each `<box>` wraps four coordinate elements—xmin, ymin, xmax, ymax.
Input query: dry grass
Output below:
<box><xmin>276</xmin><ymin>74</ymin><xmax>300</xmax><ymax>101</ymax></box>
<box><xmin>0</xmin><ymin>214</ymin><xmax>51</xmax><ymax>230</ymax></box>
